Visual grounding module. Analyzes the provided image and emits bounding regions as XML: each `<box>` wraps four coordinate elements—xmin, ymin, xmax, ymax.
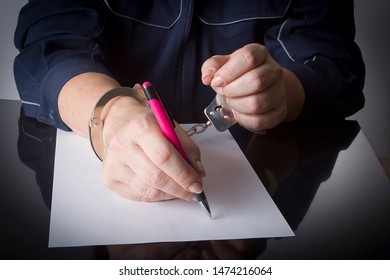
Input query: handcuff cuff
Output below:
<box><xmin>88</xmin><ymin>84</ymin><xmax>146</xmax><ymax>161</ymax></box>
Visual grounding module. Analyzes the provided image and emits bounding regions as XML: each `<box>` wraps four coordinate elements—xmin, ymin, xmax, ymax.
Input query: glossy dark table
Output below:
<box><xmin>1</xmin><ymin>100</ymin><xmax>389</xmax><ymax>259</ymax></box>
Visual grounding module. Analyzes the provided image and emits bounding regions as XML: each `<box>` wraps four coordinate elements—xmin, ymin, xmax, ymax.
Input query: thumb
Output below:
<box><xmin>201</xmin><ymin>55</ymin><xmax>230</xmax><ymax>85</ymax></box>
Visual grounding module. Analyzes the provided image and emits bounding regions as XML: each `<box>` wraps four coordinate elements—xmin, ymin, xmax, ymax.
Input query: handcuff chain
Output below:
<box><xmin>186</xmin><ymin>121</ymin><xmax>212</xmax><ymax>136</ymax></box>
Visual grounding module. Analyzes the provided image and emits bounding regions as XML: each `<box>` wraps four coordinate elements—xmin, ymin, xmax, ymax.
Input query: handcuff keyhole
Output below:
<box><xmin>214</xmin><ymin>105</ymin><xmax>223</xmax><ymax>112</ymax></box>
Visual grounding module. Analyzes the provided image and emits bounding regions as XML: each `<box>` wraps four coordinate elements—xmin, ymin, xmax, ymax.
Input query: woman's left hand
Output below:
<box><xmin>202</xmin><ymin>43</ymin><xmax>302</xmax><ymax>132</ymax></box>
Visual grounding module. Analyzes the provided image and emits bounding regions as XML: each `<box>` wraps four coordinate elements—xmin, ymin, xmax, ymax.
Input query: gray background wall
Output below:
<box><xmin>353</xmin><ymin>0</ymin><xmax>390</xmax><ymax>158</ymax></box>
<box><xmin>1</xmin><ymin>0</ymin><xmax>389</xmax><ymax>159</ymax></box>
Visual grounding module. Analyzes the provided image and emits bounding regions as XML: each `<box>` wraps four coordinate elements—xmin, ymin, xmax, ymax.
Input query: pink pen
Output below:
<box><xmin>142</xmin><ymin>81</ymin><xmax>211</xmax><ymax>218</ymax></box>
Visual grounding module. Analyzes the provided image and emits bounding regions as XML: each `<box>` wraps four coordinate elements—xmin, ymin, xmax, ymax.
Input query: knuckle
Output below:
<box><xmin>130</xmin><ymin>117</ymin><xmax>153</xmax><ymax>139</ymax></box>
<box><xmin>271</xmin><ymin>67</ymin><xmax>283</xmax><ymax>84</ymax></box>
<box><xmin>129</xmin><ymin>111</ymin><xmax>159</xmax><ymax>136</ymax></box>
<box><xmin>242</xmin><ymin>43</ymin><xmax>264</xmax><ymax>66</ymax></box>
<box><xmin>241</xmin><ymin>48</ymin><xmax>258</xmax><ymax>68</ymax></box>
<box><xmin>152</xmin><ymin>145</ymin><xmax>173</xmax><ymax>166</ymax></box>
<box><xmin>203</xmin><ymin>55</ymin><xmax>225</xmax><ymax>70</ymax></box>
<box><xmin>248</xmin><ymin>70</ymin><xmax>262</xmax><ymax>91</ymax></box>
<box><xmin>105</xmin><ymin>131</ymin><xmax>127</xmax><ymax>155</ymax></box>
<box><xmin>275</xmin><ymin>65</ymin><xmax>283</xmax><ymax>76</ymax></box>
<box><xmin>177</xmin><ymin>168</ymin><xmax>196</xmax><ymax>189</ymax></box>
<box><xmin>147</xmin><ymin>168</ymin><xmax>168</xmax><ymax>188</ymax></box>
<box><xmin>141</xmin><ymin>186</ymin><xmax>163</xmax><ymax>202</ymax></box>
<box><xmin>247</xmin><ymin>95</ymin><xmax>262</xmax><ymax>113</ymax></box>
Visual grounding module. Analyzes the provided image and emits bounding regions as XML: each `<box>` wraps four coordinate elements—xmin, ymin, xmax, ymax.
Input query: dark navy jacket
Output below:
<box><xmin>14</xmin><ymin>0</ymin><xmax>365</xmax><ymax>130</ymax></box>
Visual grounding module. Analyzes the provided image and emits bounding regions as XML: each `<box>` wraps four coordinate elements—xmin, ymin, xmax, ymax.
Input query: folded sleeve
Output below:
<box><xmin>264</xmin><ymin>0</ymin><xmax>365</xmax><ymax>122</ymax></box>
<box><xmin>14</xmin><ymin>0</ymin><xmax>112</xmax><ymax>130</ymax></box>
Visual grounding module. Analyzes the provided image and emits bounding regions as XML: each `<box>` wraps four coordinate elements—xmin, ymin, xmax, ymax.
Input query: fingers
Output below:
<box><xmin>201</xmin><ymin>43</ymin><xmax>267</xmax><ymax>89</ymax></box>
<box><xmin>228</xmin><ymin>81</ymin><xmax>287</xmax><ymax>131</ymax></box>
<box><xmin>201</xmin><ymin>43</ymin><xmax>288</xmax><ymax>132</ymax></box>
<box><xmin>201</xmin><ymin>55</ymin><xmax>229</xmax><ymax>85</ymax></box>
<box><xmin>226</xmin><ymin>80</ymin><xmax>285</xmax><ymax>115</ymax></box>
<box><xmin>103</xmin><ymin>140</ymin><xmax>199</xmax><ymax>202</ymax></box>
<box><xmin>233</xmin><ymin>105</ymin><xmax>287</xmax><ymax>132</ymax></box>
<box><xmin>102</xmin><ymin>107</ymin><xmax>205</xmax><ymax>202</ymax></box>
<box><xmin>103</xmin><ymin>172</ymin><xmax>175</xmax><ymax>202</ymax></box>
<box><xmin>102</xmin><ymin>135</ymin><xmax>178</xmax><ymax>202</ymax></box>
<box><xmin>134</xmin><ymin>128</ymin><xmax>203</xmax><ymax>198</ymax></box>
<box><xmin>130</xmin><ymin>143</ymin><xmax>196</xmax><ymax>201</ymax></box>
<box><xmin>218</xmin><ymin>61</ymin><xmax>281</xmax><ymax>98</ymax></box>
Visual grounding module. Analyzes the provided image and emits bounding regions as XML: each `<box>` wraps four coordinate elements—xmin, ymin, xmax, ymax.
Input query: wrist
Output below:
<box><xmin>89</xmin><ymin>85</ymin><xmax>147</xmax><ymax>160</ymax></box>
<box><xmin>58</xmin><ymin>73</ymin><xmax>121</xmax><ymax>137</ymax></box>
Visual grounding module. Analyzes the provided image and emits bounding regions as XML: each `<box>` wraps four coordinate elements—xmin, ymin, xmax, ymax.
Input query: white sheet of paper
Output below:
<box><xmin>49</xmin><ymin>125</ymin><xmax>294</xmax><ymax>247</ymax></box>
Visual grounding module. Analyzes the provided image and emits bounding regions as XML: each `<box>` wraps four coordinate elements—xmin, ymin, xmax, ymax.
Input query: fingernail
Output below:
<box><xmin>196</xmin><ymin>160</ymin><xmax>206</xmax><ymax>176</ymax></box>
<box><xmin>202</xmin><ymin>68</ymin><xmax>214</xmax><ymax>82</ymax></box>
<box><xmin>188</xmin><ymin>182</ymin><xmax>202</xmax><ymax>194</ymax></box>
<box><xmin>211</xmin><ymin>76</ymin><xmax>224</xmax><ymax>87</ymax></box>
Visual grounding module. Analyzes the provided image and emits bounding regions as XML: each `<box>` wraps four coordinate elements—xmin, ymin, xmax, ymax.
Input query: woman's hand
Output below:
<box><xmin>201</xmin><ymin>43</ymin><xmax>304</xmax><ymax>132</ymax></box>
<box><xmin>100</xmin><ymin>96</ymin><xmax>206</xmax><ymax>202</ymax></box>
<box><xmin>59</xmin><ymin>73</ymin><xmax>206</xmax><ymax>202</ymax></box>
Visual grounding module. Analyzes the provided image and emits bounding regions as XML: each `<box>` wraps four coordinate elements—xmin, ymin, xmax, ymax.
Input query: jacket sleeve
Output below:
<box><xmin>264</xmin><ymin>0</ymin><xmax>365</xmax><ymax>122</ymax></box>
<box><xmin>14</xmin><ymin>0</ymin><xmax>112</xmax><ymax>130</ymax></box>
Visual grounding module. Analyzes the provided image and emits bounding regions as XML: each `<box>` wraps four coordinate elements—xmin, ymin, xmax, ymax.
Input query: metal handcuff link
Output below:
<box><xmin>186</xmin><ymin>94</ymin><xmax>237</xmax><ymax>136</ymax></box>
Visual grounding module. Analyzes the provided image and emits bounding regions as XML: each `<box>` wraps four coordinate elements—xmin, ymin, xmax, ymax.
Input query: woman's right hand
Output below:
<box><xmin>100</xmin><ymin>95</ymin><xmax>206</xmax><ymax>202</ymax></box>
<box><xmin>58</xmin><ymin>73</ymin><xmax>205</xmax><ymax>202</ymax></box>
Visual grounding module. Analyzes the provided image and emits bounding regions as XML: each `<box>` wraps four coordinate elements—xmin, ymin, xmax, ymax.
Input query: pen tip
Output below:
<box><xmin>196</xmin><ymin>192</ymin><xmax>212</xmax><ymax>219</ymax></box>
<box><xmin>203</xmin><ymin>203</ymin><xmax>212</xmax><ymax>219</ymax></box>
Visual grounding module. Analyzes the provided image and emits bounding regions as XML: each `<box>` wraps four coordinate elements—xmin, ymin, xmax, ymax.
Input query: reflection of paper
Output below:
<box><xmin>49</xmin><ymin>125</ymin><xmax>293</xmax><ymax>247</ymax></box>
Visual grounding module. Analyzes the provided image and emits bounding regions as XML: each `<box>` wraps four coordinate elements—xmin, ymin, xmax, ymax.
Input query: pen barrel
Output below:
<box><xmin>148</xmin><ymin>99</ymin><xmax>188</xmax><ymax>160</ymax></box>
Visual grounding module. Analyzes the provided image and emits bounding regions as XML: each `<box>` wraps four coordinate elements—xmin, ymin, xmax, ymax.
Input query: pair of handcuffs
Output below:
<box><xmin>88</xmin><ymin>84</ymin><xmax>237</xmax><ymax>160</ymax></box>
